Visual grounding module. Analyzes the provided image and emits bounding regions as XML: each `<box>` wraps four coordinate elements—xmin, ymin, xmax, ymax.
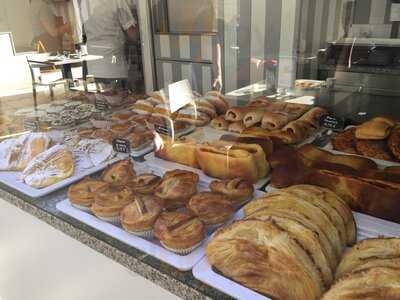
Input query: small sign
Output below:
<box><xmin>154</xmin><ymin>124</ymin><xmax>173</xmax><ymax>136</ymax></box>
<box><xmin>168</xmin><ymin>79</ymin><xmax>195</xmax><ymax>113</ymax></box>
<box><xmin>319</xmin><ymin>115</ymin><xmax>345</xmax><ymax>131</ymax></box>
<box><xmin>112</xmin><ymin>138</ymin><xmax>131</xmax><ymax>154</ymax></box>
<box><xmin>23</xmin><ymin>119</ymin><xmax>39</xmax><ymax>131</ymax></box>
<box><xmin>95</xmin><ymin>98</ymin><xmax>109</xmax><ymax>111</ymax></box>
<box><xmin>390</xmin><ymin>3</ymin><xmax>400</xmax><ymax>22</ymax></box>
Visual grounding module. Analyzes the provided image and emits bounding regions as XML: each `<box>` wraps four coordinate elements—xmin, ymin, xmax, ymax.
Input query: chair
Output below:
<box><xmin>26</xmin><ymin>57</ymin><xmax>69</xmax><ymax>106</ymax></box>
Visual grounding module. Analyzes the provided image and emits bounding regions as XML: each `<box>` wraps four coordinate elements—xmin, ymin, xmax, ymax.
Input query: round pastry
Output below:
<box><xmin>111</xmin><ymin>111</ymin><xmax>136</xmax><ymax>122</ymax></box>
<box><xmin>102</xmin><ymin>159</ymin><xmax>136</xmax><ymax>185</ymax></box>
<box><xmin>205</xmin><ymin>91</ymin><xmax>229</xmax><ymax>115</ymax></box>
<box><xmin>209</xmin><ymin>178</ymin><xmax>254</xmax><ymax>206</ymax></box>
<box><xmin>68</xmin><ymin>177</ymin><xmax>109</xmax><ymax>211</ymax></box>
<box><xmin>92</xmin><ymin>129</ymin><xmax>115</xmax><ymax>144</ymax></box>
<box><xmin>120</xmin><ymin>194</ymin><xmax>164</xmax><ymax>236</ymax></box>
<box><xmin>154</xmin><ymin>211</ymin><xmax>205</xmax><ymax>254</ymax></box>
<box><xmin>110</xmin><ymin>122</ymin><xmax>133</xmax><ymax>137</ymax></box>
<box><xmin>131</xmin><ymin>173</ymin><xmax>161</xmax><ymax>194</ymax></box>
<box><xmin>91</xmin><ymin>185</ymin><xmax>134</xmax><ymax>223</ymax></box>
<box><xmin>187</xmin><ymin>192</ymin><xmax>234</xmax><ymax>226</ymax></box>
<box><xmin>124</xmin><ymin>127</ymin><xmax>154</xmax><ymax>149</ymax></box>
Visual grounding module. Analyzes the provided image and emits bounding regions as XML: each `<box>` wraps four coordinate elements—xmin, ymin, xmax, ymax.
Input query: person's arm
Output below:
<box><xmin>126</xmin><ymin>25</ymin><xmax>139</xmax><ymax>42</ymax></box>
<box><xmin>117</xmin><ymin>0</ymin><xmax>137</xmax><ymax>41</ymax></box>
<box><xmin>212</xmin><ymin>42</ymin><xmax>223</xmax><ymax>92</ymax></box>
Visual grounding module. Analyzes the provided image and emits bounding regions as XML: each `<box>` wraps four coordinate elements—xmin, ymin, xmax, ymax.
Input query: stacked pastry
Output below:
<box><xmin>211</xmin><ymin>98</ymin><xmax>327</xmax><ymax>144</ymax></box>
<box><xmin>206</xmin><ymin>185</ymin><xmax>356</xmax><ymax>300</ymax></box>
<box><xmin>270</xmin><ymin>143</ymin><xmax>400</xmax><ymax>222</ymax></box>
<box><xmin>332</xmin><ymin>116</ymin><xmax>400</xmax><ymax>162</ymax></box>
<box><xmin>322</xmin><ymin>238</ymin><xmax>400</xmax><ymax>299</ymax></box>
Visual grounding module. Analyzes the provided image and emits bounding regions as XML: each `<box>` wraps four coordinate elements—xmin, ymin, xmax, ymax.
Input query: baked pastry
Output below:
<box><xmin>120</xmin><ymin>194</ymin><xmax>164</xmax><ymax>236</ymax></box>
<box><xmin>131</xmin><ymin>100</ymin><xmax>155</xmax><ymax>115</ymax></box>
<box><xmin>219</xmin><ymin>135</ymin><xmax>274</xmax><ymax>159</ymax></box>
<box><xmin>355</xmin><ymin>116</ymin><xmax>396</xmax><ymax>140</ymax></box>
<box><xmin>298</xmin><ymin>106</ymin><xmax>327</xmax><ymax>127</ymax></box>
<box><xmin>247</xmin><ymin>96</ymin><xmax>272</xmax><ymax>108</ymax></box>
<box><xmin>388</xmin><ymin>126</ymin><xmax>400</xmax><ymax>160</ymax></box>
<box><xmin>205</xmin><ymin>91</ymin><xmax>229</xmax><ymax>114</ymax></box>
<box><xmin>321</xmin><ymin>267</ymin><xmax>400</xmax><ymax>300</ymax></box>
<box><xmin>175</xmin><ymin>107</ymin><xmax>210</xmax><ymax>126</ymax></box>
<box><xmin>355</xmin><ymin>139</ymin><xmax>395</xmax><ymax>161</ymax></box>
<box><xmin>243</xmin><ymin>108</ymin><xmax>267</xmax><ymax>128</ymax></box>
<box><xmin>335</xmin><ymin>238</ymin><xmax>400</xmax><ymax>279</ymax></box>
<box><xmin>261</xmin><ymin>102</ymin><xmax>310</xmax><ymax>130</ymax></box>
<box><xmin>194</xmin><ymin>99</ymin><xmax>217</xmax><ymax>118</ymax></box>
<box><xmin>210</xmin><ymin>116</ymin><xmax>229</xmax><ymax>131</ymax></box>
<box><xmin>261</xmin><ymin>111</ymin><xmax>291</xmax><ymax>130</ymax></box>
<box><xmin>131</xmin><ymin>173</ymin><xmax>161</xmax><ymax>194</ymax></box>
<box><xmin>68</xmin><ymin>177</ymin><xmax>109</xmax><ymax>210</ymax></box>
<box><xmin>154</xmin><ymin>211</ymin><xmax>205</xmax><ymax>254</ymax></box>
<box><xmin>124</xmin><ymin>127</ymin><xmax>154</xmax><ymax>149</ymax></box>
<box><xmin>209</xmin><ymin>178</ymin><xmax>254</xmax><ymax>206</ymax></box>
<box><xmin>91</xmin><ymin>185</ymin><xmax>134</xmax><ymax>223</ymax></box>
<box><xmin>228</xmin><ymin>121</ymin><xmax>245</xmax><ymax>133</ymax></box>
<box><xmin>91</xmin><ymin>129</ymin><xmax>115</xmax><ymax>144</ymax></box>
<box><xmin>206</xmin><ymin>219</ymin><xmax>323</xmax><ymax>300</ymax></box>
<box><xmin>101</xmin><ymin>159</ymin><xmax>135</xmax><ymax>185</ymax></box>
<box><xmin>110</xmin><ymin>122</ymin><xmax>132</xmax><ymax>137</ymax></box>
<box><xmin>155</xmin><ymin>136</ymin><xmax>199</xmax><ymax>168</ymax></box>
<box><xmin>224</xmin><ymin>107</ymin><xmax>252</xmax><ymax>122</ymax></box>
<box><xmin>111</xmin><ymin>111</ymin><xmax>136</xmax><ymax>122</ymax></box>
<box><xmin>147</xmin><ymin>91</ymin><xmax>169</xmax><ymax>104</ymax></box>
<box><xmin>72</xmin><ymin>139</ymin><xmax>115</xmax><ymax>169</ymax></box>
<box><xmin>331</xmin><ymin>127</ymin><xmax>358</xmax><ymax>154</ymax></box>
<box><xmin>154</xmin><ymin>170</ymin><xmax>199</xmax><ymax>209</ymax></box>
<box><xmin>187</xmin><ymin>192</ymin><xmax>234</xmax><ymax>226</ymax></box>
<box><xmin>21</xmin><ymin>145</ymin><xmax>75</xmax><ymax>188</ymax></box>
<box><xmin>195</xmin><ymin>141</ymin><xmax>269</xmax><ymax>182</ymax></box>
<box><xmin>280</xmin><ymin>120</ymin><xmax>316</xmax><ymax>143</ymax></box>
<box><xmin>152</xmin><ymin>104</ymin><xmax>175</xmax><ymax>119</ymax></box>
<box><xmin>78</xmin><ymin>127</ymin><xmax>96</xmax><ymax>139</ymax></box>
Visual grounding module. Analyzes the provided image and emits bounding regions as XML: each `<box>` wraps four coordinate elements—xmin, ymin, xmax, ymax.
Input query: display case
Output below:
<box><xmin>1</xmin><ymin>0</ymin><xmax>400</xmax><ymax>299</ymax></box>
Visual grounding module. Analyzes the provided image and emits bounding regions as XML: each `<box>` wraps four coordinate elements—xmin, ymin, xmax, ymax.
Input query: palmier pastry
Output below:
<box><xmin>101</xmin><ymin>159</ymin><xmax>135</xmax><ymax>185</ymax></box>
<box><xmin>154</xmin><ymin>170</ymin><xmax>199</xmax><ymax>209</ymax></box>
<box><xmin>205</xmin><ymin>91</ymin><xmax>229</xmax><ymax>114</ymax></box>
<box><xmin>131</xmin><ymin>173</ymin><xmax>161</xmax><ymax>194</ymax></box>
<box><xmin>210</xmin><ymin>116</ymin><xmax>229</xmax><ymax>131</ymax></box>
<box><xmin>331</xmin><ymin>127</ymin><xmax>358</xmax><ymax>154</ymax></box>
<box><xmin>68</xmin><ymin>177</ymin><xmax>109</xmax><ymax>210</ymax></box>
<box><xmin>22</xmin><ymin>145</ymin><xmax>74</xmax><ymax>188</ymax></box>
<box><xmin>91</xmin><ymin>185</ymin><xmax>134</xmax><ymax>223</ymax></box>
<box><xmin>155</xmin><ymin>135</ymin><xmax>199</xmax><ymax>168</ymax></box>
<box><xmin>209</xmin><ymin>178</ymin><xmax>254</xmax><ymax>206</ymax></box>
<box><xmin>355</xmin><ymin>139</ymin><xmax>395</xmax><ymax>161</ymax></box>
<box><xmin>355</xmin><ymin>116</ymin><xmax>395</xmax><ymax>140</ymax></box>
<box><xmin>187</xmin><ymin>192</ymin><xmax>234</xmax><ymax>226</ymax></box>
<box><xmin>388</xmin><ymin>126</ymin><xmax>400</xmax><ymax>160</ymax></box>
<box><xmin>154</xmin><ymin>211</ymin><xmax>205</xmax><ymax>254</ymax></box>
<box><xmin>120</xmin><ymin>194</ymin><xmax>164</xmax><ymax>236</ymax></box>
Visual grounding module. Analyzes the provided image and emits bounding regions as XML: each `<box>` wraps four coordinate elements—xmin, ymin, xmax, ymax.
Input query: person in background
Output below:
<box><xmin>79</xmin><ymin>0</ymin><xmax>138</xmax><ymax>89</ymax></box>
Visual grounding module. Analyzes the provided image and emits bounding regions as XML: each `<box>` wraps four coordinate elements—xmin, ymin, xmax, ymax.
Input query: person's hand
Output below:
<box><xmin>59</xmin><ymin>23</ymin><xmax>71</xmax><ymax>35</ymax></box>
<box><xmin>213</xmin><ymin>75</ymin><xmax>223</xmax><ymax>92</ymax></box>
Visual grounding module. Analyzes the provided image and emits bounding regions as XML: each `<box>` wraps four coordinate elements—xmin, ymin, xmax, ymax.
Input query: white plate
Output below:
<box><xmin>0</xmin><ymin>156</ymin><xmax>123</xmax><ymax>198</ymax></box>
<box><xmin>144</xmin><ymin>152</ymin><xmax>270</xmax><ymax>190</ymax></box>
<box><xmin>192</xmin><ymin>196</ymin><xmax>400</xmax><ymax>300</ymax></box>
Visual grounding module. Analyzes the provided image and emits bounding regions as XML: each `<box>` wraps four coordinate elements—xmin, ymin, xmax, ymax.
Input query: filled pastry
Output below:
<box><xmin>175</xmin><ymin>106</ymin><xmax>210</xmax><ymax>127</ymax></box>
<box><xmin>155</xmin><ymin>135</ymin><xmax>199</xmax><ymax>168</ymax></box>
<box><xmin>224</xmin><ymin>107</ymin><xmax>252</xmax><ymax>122</ymax></box>
<box><xmin>130</xmin><ymin>173</ymin><xmax>161</xmax><ymax>195</ymax></box>
<box><xmin>210</xmin><ymin>116</ymin><xmax>229</xmax><ymax>131</ymax></box>
<box><xmin>124</xmin><ymin>127</ymin><xmax>154</xmax><ymax>149</ymax></box>
<box><xmin>355</xmin><ymin>139</ymin><xmax>395</xmax><ymax>161</ymax></box>
<box><xmin>120</xmin><ymin>194</ymin><xmax>164</xmax><ymax>237</ymax></box>
<box><xmin>101</xmin><ymin>159</ymin><xmax>136</xmax><ymax>186</ymax></box>
<box><xmin>228</xmin><ymin>121</ymin><xmax>245</xmax><ymax>133</ymax></box>
<box><xmin>355</xmin><ymin>116</ymin><xmax>395</xmax><ymax>140</ymax></box>
<box><xmin>209</xmin><ymin>178</ymin><xmax>254</xmax><ymax>206</ymax></box>
<box><xmin>154</xmin><ymin>211</ymin><xmax>205</xmax><ymax>254</ymax></box>
<box><xmin>204</xmin><ymin>91</ymin><xmax>229</xmax><ymax>115</ymax></box>
<box><xmin>187</xmin><ymin>192</ymin><xmax>234</xmax><ymax>226</ymax></box>
<box><xmin>242</xmin><ymin>108</ymin><xmax>266</xmax><ymax>128</ymax></box>
<box><xmin>194</xmin><ymin>99</ymin><xmax>217</xmax><ymax>119</ymax></box>
<box><xmin>388</xmin><ymin>126</ymin><xmax>400</xmax><ymax>160</ymax></box>
<box><xmin>110</xmin><ymin>122</ymin><xmax>133</xmax><ymax>137</ymax></box>
<box><xmin>68</xmin><ymin>177</ymin><xmax>109</xmax><ymax>211</ymax></box>
<box><xmin>331</xmin><ymin>127</ymin><xmax>358</xmax><ymax>154</ymax></box>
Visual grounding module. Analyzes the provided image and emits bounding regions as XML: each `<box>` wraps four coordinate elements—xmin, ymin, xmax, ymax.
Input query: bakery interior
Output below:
<box><xmin>1</xmin><ymin>0</ymin><xmax>400</xmax><ymax>299</ymax></box>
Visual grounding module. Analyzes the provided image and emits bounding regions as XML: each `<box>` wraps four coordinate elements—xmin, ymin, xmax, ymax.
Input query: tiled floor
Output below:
<box><xmin>0</xmin><ymin>199</ymin><xmax>180</xmax><ymax>300</ymax></box>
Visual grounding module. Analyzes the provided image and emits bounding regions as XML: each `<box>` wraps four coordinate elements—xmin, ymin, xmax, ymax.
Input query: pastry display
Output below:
<box><xmin>154</xmin><ymin>211</ymin><xmax>206</xmax><ymax>254</ymax></box>
<box><xmin>225</xmin><ymin>107</ymin><xmax>252</xmax><ymax>122</ymax></box>
<box><xmin>355</xmin><ymin>116</ymin><xmax>395</xmax><ymax>140</ymax></box>
<box><xmin>154</xmin><ymin>169</ymin><xmax>199</xmax><ymax>209</ymax></box>
<box><xmin>209</xmin><ymin>178</ymin><xmax>254</xmax><ymax>206</ymax></box>
<box><xmin>21</xmin><ymin>144</ymin><xmax>75</xmax><ymax>188</ymax></box>
<box><xmin>130</xmin><ymin>173</ymin><xmax>161</xmax><ymax>194</ymax></box>
<box><xmin>91</xmin><ymin>185</ymin><xmax>134</xmax><ymax>223</ymax></box>
<box><xmin>110</xmin><ymin>122</ymin><xmax>133</xmax><ymax>137</ymax></box>
<box><xmin>187</xmin><ymin>192</ymin><xmax>234</xmax><ymax>226</ymax></box>
<box><xmin>124</xmin><ymin>127</ymin><xmax>154</xmax><ymax>149</ymax></box>
<box><xmin>120</xmin><ymin>194</ymin><xmax>164</xmax><ymax>236</ymax></box>
<box><xmin>355</xmin><ymin>139</ymin><xmax>395</xmax><ymax>161</ymax></box>
<box><xmin>72</xmin><ymin>139</ymin><xmax>115</xmax><ymax>169</ymax></box>
<box><xmin>331</xmin><ymin>127</ymin><xmax>358</xmax><ymax>154</ymax></box>
<box><xmin>155</xmin><ymin>135</ymin><xmax>199</xmax><ymax>168</ymax></box>
<box><xmin>219</xmin><ymin>135</ymin><xmax>274</xmax><ymax>158</ymax></box>
<box><xmin>101</xmin><ymin>159</ymin><xmax>136</xmax><ymax>186</ymax></box>
<box><xmin>68</xmin><ymin>177</ymin><xmax>109</xmax><ymax>211</ymax></box>
<box><xmin>175</xmin><ymin>106</ymin><xmax>210</xmax><ymax>127</ymax></box>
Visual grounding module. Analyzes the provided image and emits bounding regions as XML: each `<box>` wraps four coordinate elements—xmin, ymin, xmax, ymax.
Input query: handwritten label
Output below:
<box><xmin>23</xmin><ymin>119</ymin><xmax>39</xmax><ymax>131</ymax></box>
<box><xmin>112</xmin><ymin>138</ymin><xmax>131</xmax><ymax>154</ymax></box>
<box><xmin>319</xmin><ymin>115</ymin><xmax>345</xmax><ymax>131</ymax></box>
<box><xmin>95</xmin><ymin>98</ymin><xmax>109</xmax><ymax>111</ymax></box>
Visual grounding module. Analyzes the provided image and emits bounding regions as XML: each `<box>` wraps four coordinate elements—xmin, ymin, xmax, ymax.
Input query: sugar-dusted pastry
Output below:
<box><xmin>210</xmin><ymin>116</ymin><xmax>229</xmax><ymax>131</ymax></box>
<box><xmin>355</xmin><ymin>139</ymin><xmax>395</xmax><ymax>161</ymax></box>
<box><xmin>120</xmin><ymin>194</ymin><xmax>164</xmax><ymax>236</ymax></box>
<box><xmin>228</xmin><ymin>121</ymin><xmax>245</xmax><ymax>133</ymax></box>
<box><xmin>155</xmin><ymin>135</ymin><xmax>199</xmax><ymax>168</ymax></box>
<box><xmin>72</xmin><ymin>139</ymin><xmax>115</xmax><ymax>169</ymax></box>
<box><xmin>101</xmin><ymin>159</ymin><xmax>135</xmax><ymax>185</ymax></box>
<box><xmin>225</xmin><ymin>107</ymin><xmax>252</xmax><ymax>122</ymax></box>
<box><xmin>154</xmin><ymin>169</ymin><xmax>199</xmax><ymax>209</ymax></box>
<box><xmin>331</xmin><ymin>127</ymin><xmax>358</xmax><ymax>154</ymax></box>
<box><xmin>91</xmin><ymin>185</ymin><xmax>134</xmax><ymax>223</ymax></box>
<box><xmin>388</xmin><ymin>126</ymin><xmax>400</xmax><ymax>160</ymax></box>
<box><xmin>131</xmin><ymin>173</ymin><xmax>161</xmax><ymax>194</ymax></box>
<box><xmin>68</xmin><ymin>177</ymin><xmax>109</xmax><ymax>211</ymax></box>
<box><xmin>209</xmin><ymin>178</ymin><xmax>254</xmax><ymax>206</ymax></box>
<box><xmin>204</xmin><ymin>91</ymin><xmax>229</xmax><ymax>114</ymax></box>
<box><xmin>355</xmin><ymin>116</ymin><xmax>396</xmax><ymax>140</ymax></box>
<box><xmin>21</xmin><ymin>144</ymin><xmax>75</xmax><ymax>188</ymax></box>
<box><xmin>154</xmin><ymin>211</ymin><xmax>205</xmax><ymax>254</ymax></box>
<box><xmin>187</xmin><ymin>192</ymin><xmax>234</xmax><ymax>226</ymax></box>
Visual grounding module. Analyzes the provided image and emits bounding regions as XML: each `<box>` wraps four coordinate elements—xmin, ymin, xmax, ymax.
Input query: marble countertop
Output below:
<box><xmin>0</xmin><ymin>181</ymin><xmax>233</xmax><ymax>300</ymax></box>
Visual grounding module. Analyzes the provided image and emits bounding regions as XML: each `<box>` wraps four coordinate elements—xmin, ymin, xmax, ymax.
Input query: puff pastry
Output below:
<box><xmin>242</xmin><ymin>109</ymin><xmax>267</xmax><ymax>128</ymax></box>
<box><xmin>131</xmin><ymin>173</ymin><xmax>161</xmax><ymax>194</ymax></box>
<box><xmin>102</xmin><ymin>159</ymin><xmax>135</xmax><ymax>185</ymax></box>
<box><xmin>355</xmin><ymin>116</ymin><xmax>395</xmax><ymax>140</ymax></box>
<box><xmin>388</xmin><ymin>126</ymin><xmax>400</xmax><ymax>160</ymax></box>
<box><xmin>210</xmin><ymin>116</ymin><xmax>229</xmax><ymax>131</ymax></box>
<box><xmin>228</xmin><ymin>121</ymin><xmax>245</xmax><ymax>133</ymax></box>
<box><xmin>331</xmin><ymin>127</ymin><xmax>358</xmax><ymax>154</ymax></box>
<box><xmin>225</xmin><ymin>107</ymin><xmax>252</xmax><ymax>122</ymax></box>
<box><xmin>155</xmin><ymin>136</ymin><xmax>199</xmax><ymax>169</ymax></box>
<box><xmin>91</xmin><ymin>185</ymin><xmax>134</xmax><ymax>218</ymax></box>
<box><xmin>209</xmin><ymin>178</ymin><xmax>254</xmax><ymax>206</ymax></box>
<box><xmin>68</xmin><ymin>177</ymin><xmax>109</xmax><ymax>208</ymax></box>
<box><xmin>205</xmin><ymin>91</ymin><xmax>229</xmax><ymax>115</ymax></box>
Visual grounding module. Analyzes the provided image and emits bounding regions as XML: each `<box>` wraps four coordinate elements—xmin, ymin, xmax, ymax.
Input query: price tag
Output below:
<box><xmin>23</xmin><ymin>119</ymin><xmax>39</xmax><ymax>132</ymax></box>
<box><xmin>319</xmin><ymin>115</ymin><xmax>345</xmax><ymax>131</ymax></box>
<box><xmin>112</xmin><ymin>138</ymin><xmax>131</xmax><ymax>154</ymax></box>
<box><xmin>95</xmin><ymin>97</ymin><xmax>109</xmax><ymax>111</ymax></box>
<box><xmin>154</xmin><ymin>124</ymin><xmax>173</xmax><ymax>136</ymax></box>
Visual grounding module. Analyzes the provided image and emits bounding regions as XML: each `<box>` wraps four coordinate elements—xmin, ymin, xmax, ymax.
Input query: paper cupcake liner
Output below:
<box><xmin>125</xmin><ymin>228</ymin><xmax>153</xmax><ymax>239</ymax></box>
<box><xmin>96</xmin><ymin>215</ymin><xmax>120</xmax><ymax>225</ymax></box>
<box><xmin>160</xmin><ymin>240</ymin><xmax>203</xmax><ymax>256</ymax></box>
<box><xmin>71</xmin><ymin>203</ymin><xmax>92</xmax><ymax>213</ymax></box>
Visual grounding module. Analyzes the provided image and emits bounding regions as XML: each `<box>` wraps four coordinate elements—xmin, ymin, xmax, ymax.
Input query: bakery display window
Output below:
<box><xmin>1</xmin><ymin>1</ymin><xmax>400</xmax><ymax>300</ymax></box>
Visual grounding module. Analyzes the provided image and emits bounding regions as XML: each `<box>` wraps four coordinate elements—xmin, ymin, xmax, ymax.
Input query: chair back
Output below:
<box><xmin>26</xmin><ymin>57</ymin><xmax>50</xmax><ymax>84</ymax></box>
